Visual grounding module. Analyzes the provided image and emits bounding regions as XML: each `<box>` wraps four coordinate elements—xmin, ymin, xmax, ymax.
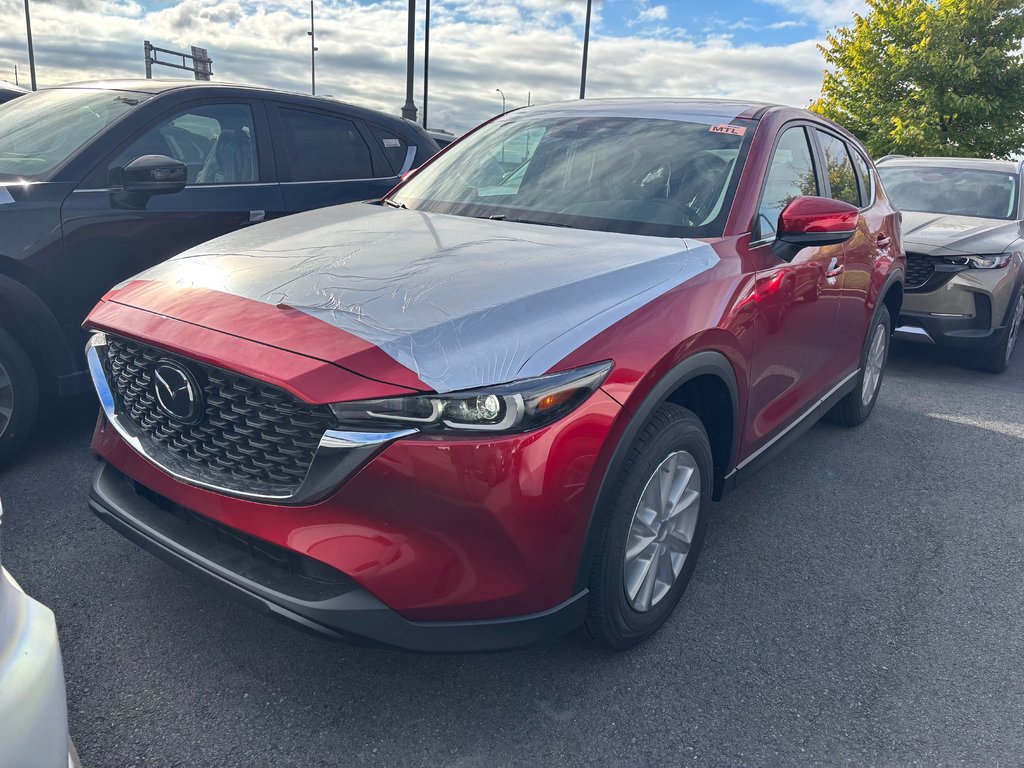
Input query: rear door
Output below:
<box><xmin>60</xmin><ymin>98</ymin><xmax>285</xmax><ymax>324</ymax></box>
<box><xmin>744</xmin><ymin>124</ymin><xmax>846</xmax><ymax>455</ymax></box>
<box><xmin>268</xmin><ymin>103</ymin><xmax>401</xmax><ymax>212</ymax></box>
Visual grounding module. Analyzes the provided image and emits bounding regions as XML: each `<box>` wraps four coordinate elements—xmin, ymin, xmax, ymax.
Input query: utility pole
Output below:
<box><xmin>308</xmin><ymin>1</ymin><xmax>317</xmax><ymax>96</ymax></box>
<box><xmin>13</xmin><ymin>64</ymin><xmax>18</xmax><ymax>87</ymax></box>
<box><xmin>24</xmin><ymin>0</ymin><xmax>37</xmax><ymax>91</ymax></box>
<box><xmin>400</xmin><ymin>0</ymin><xmax>418</xmax><ymax>121</ymax></box>
<box><xmin>422</xmin><ymin>0</ymin><xmax>430</xmax><ymax>128</ymax></box>
<box><xmin>579</xmin><ymin>0</ymin><xmax>592</xmax><ymax>99</ymax></box>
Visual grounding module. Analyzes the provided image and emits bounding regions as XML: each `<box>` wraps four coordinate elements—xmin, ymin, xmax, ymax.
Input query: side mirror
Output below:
<box><xmin>776</xmin><ymin>196</ymin><xmax>859</xmax><ymax>249</ymax></box>
<box><xmin>119</xmin><ymin>154</ymin><xmax>187</xmax><ymax>196</ymax></box>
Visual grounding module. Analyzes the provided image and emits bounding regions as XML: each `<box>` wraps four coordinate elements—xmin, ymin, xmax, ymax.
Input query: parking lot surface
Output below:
<box><xmin>2</xmin><ymin>342</ymin><xmax>1022</xmax><ymax>767</ymax></box>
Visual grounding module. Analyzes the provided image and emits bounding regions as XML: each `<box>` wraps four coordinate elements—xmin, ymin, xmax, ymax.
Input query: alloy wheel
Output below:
<box><xmin>0</xmin><ymin>359</ymin><xmax>13</xmax><ymax>439</ymax></box>
<box><xmin>861</xmin><ymin>321</ymin><xmax>887</xmax><ymax>407</ymax></box>
<box><xmin>623</xmin><ymin>450</ymin><xmax>701</xmax><ymax>612</ymax></box>
<box><xmin>1006</xmin><ymin>294</ymin><xmax>1024</xmax><ymax>366</ymax></box>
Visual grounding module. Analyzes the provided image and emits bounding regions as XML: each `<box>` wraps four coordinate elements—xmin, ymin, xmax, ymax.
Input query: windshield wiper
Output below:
<box><xmin>381</xmin><ymin>198</ymin><xmax>407</xmax><ymax>209</ymax></box>
<box><xmin>500</xmin><ymin>217</ymin><xmax>574</xmax><ymax>228</ymax></box>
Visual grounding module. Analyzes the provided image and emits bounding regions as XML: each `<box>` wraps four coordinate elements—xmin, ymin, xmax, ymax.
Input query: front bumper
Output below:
<box><xmin>898</xmin><ymin>264</ymin><xmax>1022</xmax><ymax>349</ymax></box>
<box><xmin>89</xmin><ymin>461</ymin><xmax>588</xmax><ymax>652</ymax></box>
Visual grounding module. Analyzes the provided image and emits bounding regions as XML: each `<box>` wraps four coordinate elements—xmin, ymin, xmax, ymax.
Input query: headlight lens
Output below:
<box><xmin>331</xmin><ymin>361</ymin><xmax>612</xmax><ymax>433</ymax></box>
<box><xmin>944</xmin><ymin>253</ymin><xmax>1011</xmax><ymax>269</ymax></box>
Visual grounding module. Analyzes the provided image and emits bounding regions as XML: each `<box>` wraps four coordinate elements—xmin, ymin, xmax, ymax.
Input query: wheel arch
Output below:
<box><xmin>574</xmin><ymin>350</ymin><xmax>740</xmax><ymax>592</ymax></box>
<box><xmin>0</xmin><ymin>273</ymin><xmax>79</xmax><ymax>397</ymax></box>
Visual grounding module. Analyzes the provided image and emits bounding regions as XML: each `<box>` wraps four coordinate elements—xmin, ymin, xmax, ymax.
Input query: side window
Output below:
<box><xmin>817</xmin><ymin>131</ymin><xmax>860</xmax><ymax>207</ymax></box>
<box><xmin>279</xmin><ymin>108</ymin><xmax>373</xmax><ymax>181</ymax></box>
<box><xmin>756</xmin><ymin>127</ymin><xmax>818</xmax><ymax>241</ymax></box>
<box><xmin>849</xmin><ymin>147</ymin><xmax>873</xmax><ymax>207</ymax></box>
<box><xmin>371</xmin><ymin>127</ymin><xmax>413</xmax><ymax>176</ymax></box>
<box><xmin>108</xmin><ymin>104</ymin><xmax>258</xmax><ymax>185</ymax></box>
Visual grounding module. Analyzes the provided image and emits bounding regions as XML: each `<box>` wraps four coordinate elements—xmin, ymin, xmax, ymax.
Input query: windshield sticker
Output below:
<box><xmin>709</xmin><ymin>124</ymin><xmax>746</xmax><ymax>137</ymax></box>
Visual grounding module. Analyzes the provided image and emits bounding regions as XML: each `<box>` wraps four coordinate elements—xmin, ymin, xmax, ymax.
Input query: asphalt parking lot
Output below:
<box><xmin>2</xmin><ymin>341</ymin><xmax>1022</xmax><ymax>767</ymax></box>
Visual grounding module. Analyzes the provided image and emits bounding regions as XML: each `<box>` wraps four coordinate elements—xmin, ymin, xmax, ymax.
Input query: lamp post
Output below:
<box><xmin>307</xmin><ymin>1</ymin><xmax>317</xmax><ymax>96</ymax></box>
<box><xmin>23</xmin><ymin>0</ymin><xmax>37</xmax><ymax>91</ymax></box>
<box><xmin>422</xmin><ymin>0</ymin><xmax>430</xmax><ymax>128</ymax></box>
<box><xmin>579</xmin><ymin>0</ymin><xmax>592</xmax><ymax>99</ymax></box>
<box><xmin>496</xmin><ymin>88</ymin><xmax>505</xmax><ymax>114</ymax></box>
<box><xmin>401</xmin><ymin>0</ymin><xmax>418</xmax><ymax>121</ymax></box>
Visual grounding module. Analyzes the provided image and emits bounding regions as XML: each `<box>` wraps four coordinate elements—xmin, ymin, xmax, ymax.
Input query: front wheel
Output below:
<box><xmin>973</xmin><ymin>288</ymin><xmax>1024</xmax><ymax>374</ymax></box>
<box><xmin>825</xmin><ymin>304</ymin><xmax>891</xmax><ymax>427</ymax></box>
<box><xmin>0</xmin><ymin>328</ymin><xmax>39</xmax><ymax>466</ymax></box>
<box><xmin>580</xmin><ymin>403</ymin><xmax>712</xmax><ymax>650</ymax></box>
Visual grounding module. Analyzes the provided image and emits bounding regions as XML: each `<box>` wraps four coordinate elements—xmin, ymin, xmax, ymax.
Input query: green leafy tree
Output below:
<box><xmin>812</xmin><ymin>0</ymin><xmax>1024</xmax><ymax>158</ymax></box>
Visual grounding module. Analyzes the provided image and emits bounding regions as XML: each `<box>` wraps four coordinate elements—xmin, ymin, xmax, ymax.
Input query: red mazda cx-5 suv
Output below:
<box><xmin>85</xmin><ymin>99</ymin><xmax>905</xmax><ymax>651</ymax></box>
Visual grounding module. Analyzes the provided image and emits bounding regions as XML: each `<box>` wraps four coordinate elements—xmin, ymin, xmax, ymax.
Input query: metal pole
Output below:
<box><xmin>308</xmin><ymin>1</ymin><xmax>316</xmax><ymax>96</ymax></box>
<box><xmin>144</xmin><ymin>40</ymin><xmax>152</xmax><ymax>79</ymax></box>
<box><xmin>422</xmin><ymin>0</ymin><xmax>430</xmax><ymax>128</ymax></box>
<box><xmin>579</xmin><ymin>0</ymin><xmax>592</xmax><ymax>99</ymax></box>
<box><xmin>496</xmin><ymin>88</ymin><xmax>505</xmax><ymax>113</ymax></box>
<box><xmin>24</xmin><ymin>0</ymin><xmax>37</xmax><ymax>91</ymax></box>
<box><xmin>14</xmin><ymin>64</ymin><xmax>18</xmax><ymax>87</ymax></box>
<box><xmin>401</xmin><ymin>0</ymin><xmax>418</xmax><ymax>121</ymax></box>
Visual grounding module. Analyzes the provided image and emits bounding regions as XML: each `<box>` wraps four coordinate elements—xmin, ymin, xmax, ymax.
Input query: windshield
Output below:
<box><xmin>0</xmin><ymin>88</ymin><xmax>150</xmax><ymax>181</ymax></box>
<box><xmin>878</xmin><ymin>165</ymin><xmax>1019</xmax><ymax>220</ymax></box>
<box><xmin>391</xmin><ymin>114</ymin><xmax>754</xmax><ymax>238</ymax></box>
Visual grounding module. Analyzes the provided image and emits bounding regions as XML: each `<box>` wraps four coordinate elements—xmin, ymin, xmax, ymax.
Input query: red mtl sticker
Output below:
<box><xmin>709</xmin><ymin>124</ymin><xmax>746</xmax><ymax>137</ymax></box>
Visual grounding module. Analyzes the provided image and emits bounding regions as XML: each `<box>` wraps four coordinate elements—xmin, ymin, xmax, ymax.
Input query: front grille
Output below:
<box><xmin>906</xmin><ymin>252</ymin><xmax>942</xmax><ymax>288</ymax></box>
<box><xmin>102</xmin><ymin>335</ymin><xmax>336</xmax><ymax>498</ymax></box>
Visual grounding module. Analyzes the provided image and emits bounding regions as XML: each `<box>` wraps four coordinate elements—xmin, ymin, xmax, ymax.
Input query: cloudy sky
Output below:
<box><xmin>0</xmin><ymin>0</ymin><xmax>866</xmax><ymax>133</ymax></box>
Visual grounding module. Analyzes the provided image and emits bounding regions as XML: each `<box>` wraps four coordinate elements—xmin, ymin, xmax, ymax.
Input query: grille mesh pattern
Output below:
<box><xmin>906</xmin><ymin>252</ymin><xmax>941</xmax><ymax>288</ymax></box>
<box><xmin>103</xmin><ymin>335</ymin><xmax>335</xmax><ymax>497</ymax></box>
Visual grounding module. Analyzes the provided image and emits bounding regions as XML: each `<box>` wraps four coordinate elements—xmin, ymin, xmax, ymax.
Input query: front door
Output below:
<box><xmin>59</xmin><ymin>99</ymin><xmax>285</xmax><ymax>327</ymax></box>
<box><xmin>744</xmin><ymin>125</ymin><xmax>846</xmax><ymax>456</ymax></box>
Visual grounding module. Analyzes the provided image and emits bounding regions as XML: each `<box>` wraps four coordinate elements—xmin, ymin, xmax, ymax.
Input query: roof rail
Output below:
<box><xmin>876</xmin><ymin>154</ymin><xmax>907</xmax><ymax>163</ymax></box>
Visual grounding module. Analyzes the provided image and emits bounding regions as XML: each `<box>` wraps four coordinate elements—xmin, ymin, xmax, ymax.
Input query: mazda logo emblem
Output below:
<box><xmin>152</xmin><ymin>360</ymin><xmax>203</xmax><ymax>424</ymax></box>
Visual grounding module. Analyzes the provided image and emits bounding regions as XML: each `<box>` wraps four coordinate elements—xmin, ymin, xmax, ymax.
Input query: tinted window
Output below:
<box><xmin>817</xmin><ymin>131</ymin><xmax>859</xmax><ymax>207</ymax></box>
<box><xmin>371</xmin><ymin>127</ymin><xmax>411</xmax><ymax>176</ymax></box>
<box><xmin>110</xmin><ymin>103</ymin><xmax>258</xmax><ymax>185</ymax></box>
<box><xmin>756</xmin><ymin>127</ymin><xmax>818</xmax><ymax>241</ymax></box>
<box><xmin>850</xmin><ymin>147</ymin><xmax>873</xmax><ymax>206</ymax></box>
<box><xmin>0</xmin><ymin>88</ymin><xmax>150</xmax><ymax>181</ymax></box>
<box><xmin>877</xmin><ymin>166</ymin><xmax>1019</xmax><ymax>220</ymax></box>
<box><xmin>280</xmin><ymin>109</ymin><xmax>373</xmax><ymax>181</ymax></box>
<box><xmin>392</xmin><ymin>116</ymin><xmax>753</xmax><ymax>238</ymax></box>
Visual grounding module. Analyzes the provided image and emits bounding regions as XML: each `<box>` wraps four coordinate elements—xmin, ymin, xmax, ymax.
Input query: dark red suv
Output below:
<box><xmin>85</xmin><ymin>99</ymin><xmax>905</xmax><ymax>651</ymax></box>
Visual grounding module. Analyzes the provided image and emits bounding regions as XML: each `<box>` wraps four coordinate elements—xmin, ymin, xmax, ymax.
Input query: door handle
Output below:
<box><xmin>826</xmin><ymin>257</ymin><xmax>844</xmax><ymax>278</ymax></box>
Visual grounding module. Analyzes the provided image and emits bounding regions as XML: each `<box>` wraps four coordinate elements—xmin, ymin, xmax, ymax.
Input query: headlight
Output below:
<box><xmin>944</xmin><ymin>253</ymin><xmax>1011</xmax><ymax>269</ymax></box>
<box><xmin>330</xmin><ymin>361</ymin><xmax>612</xmax><ymax>434</ymax></box>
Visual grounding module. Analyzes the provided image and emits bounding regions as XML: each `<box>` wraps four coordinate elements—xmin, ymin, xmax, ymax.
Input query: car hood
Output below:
<box><xmin>900</xmin><ymin>210</ymin><xmax>1024</xmax><ymax>256</ymax></box>
<box><xmin>112</xmin><ymin>203</ymin><xmax>721</xmax><ymax>393</ymax></box>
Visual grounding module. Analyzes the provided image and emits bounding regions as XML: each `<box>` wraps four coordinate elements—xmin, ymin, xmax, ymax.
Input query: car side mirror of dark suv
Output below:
<box><xmin>112</xmin><ymin>155</ymin><xmax>187</xmax><ymax>207</ymax></box>
<box><xmin>773</xmin><ymin>196</ymin><xmax>859</xmax><ymax>258</ymax></box>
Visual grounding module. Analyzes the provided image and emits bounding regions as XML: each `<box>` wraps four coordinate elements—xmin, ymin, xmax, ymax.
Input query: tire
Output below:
<box><xmin>973</xmin><ymin>287</ymin><xmax>1024</xmax><ymax>374</ymax></box>
<box><xmin>0</xmin><ymin>327</ymin><xmax>39</xmax><ymax>466</ymax></box>
<box><xmin>825</xmin><ymin>304</ymin><xmax>891</xmax><ymax>428</ymax></box>
<box><xmin>580</xmin><ymin>403</ymin><xmax>713</xmax><ymax>650</ymax></box>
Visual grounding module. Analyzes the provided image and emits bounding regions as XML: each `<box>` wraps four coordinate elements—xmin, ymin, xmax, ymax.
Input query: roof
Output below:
<box><xmin>519</xmin><ymin>97</ymin><xmax>776</xmax><ymax>122</ymax></box>
<box><xmin>876</xmin><ymin>155</ymin><xmax>1019</xmax><ymax>173</ymax></box>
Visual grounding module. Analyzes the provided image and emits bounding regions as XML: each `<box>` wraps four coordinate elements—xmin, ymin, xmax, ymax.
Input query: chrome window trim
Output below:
<box><xmin>74</xmin><ymin>182</ymin><xmax>279</xmax><ymax>193</ymax></box>
<box><xmin>86</xmin><ymin>332</ymin><xmax>417</xmax><ymax>504</ymax></box>
<box><xmin>399</xmin><ymin>145</ymin><xmax>417</xmax><ymax>175</ymax></box>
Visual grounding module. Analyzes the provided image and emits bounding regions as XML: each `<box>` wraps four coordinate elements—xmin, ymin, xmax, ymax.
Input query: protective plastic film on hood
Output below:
<box><xmin>129</xmin><ymin>205</ymin><xmax>721</xmax><ymax>393</ymax></box>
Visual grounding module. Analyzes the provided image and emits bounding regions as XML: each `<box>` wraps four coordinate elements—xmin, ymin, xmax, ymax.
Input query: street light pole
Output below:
<box><xmin>495</xmin><ymin>88</ymin><xmax>505</xmax><ymax>113</ymax></box>
<box><xmin>308</xmin><ymin>0</ymin><xmax>317</xmax><ymax>96</ymax></box>
<box><xmin>579</xmin><ymin>0</ymin><xmax>592</xmax><ymax>99</ymax></box>
<box><xmin>401</xmin><ymin>0</ymin><xmax>418</xmax><ymax>121</ymax></box>
<box><xmin>422</xmin><ymin>0</ymin><xmax>430</xmax><ymax>129</ymax></box>
<box><xmin>23</xmin><ymin>0</ymin><xmax>37</xmax><ymax>91</ymax></box>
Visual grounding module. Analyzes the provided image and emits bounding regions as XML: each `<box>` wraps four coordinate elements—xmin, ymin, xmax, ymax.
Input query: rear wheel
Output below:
<box><xmin>580</xmin><ymin>403</ymin><xmax>712</xmax><ymax>650</ymax></box>
<box><xmin>974</xmin><ymin>287</ymin><xmax>1024</xmax><ymax>374</ymax></box>
<box><xmin>825</xmin><ymin>304</ymin><xmax>891</xmax><ymax>427</ymax></box>
<box><xmin>0</xmin><ymin>328</ymin><xmax>39</xmax><ymax>466</ymax></box>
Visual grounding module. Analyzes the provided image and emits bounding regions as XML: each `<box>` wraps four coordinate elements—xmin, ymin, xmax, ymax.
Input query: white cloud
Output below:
<box><xmin>766</xmin><ymin>20</ymin><xmax>806</xmax><ymax>30</ymax></box>
<box><xmin>637</xmin><ymin>5</ymin><xmax>668</xmax><ymax>23</ymax></box>
<box><xmin>0</xmin><ymin>0</ymin><xmax>827</xmax><ymax>133</ymax></box>
<box><xmin>757</xmin><ymin>0</ymin><xmax>865</xmax><ymax>29</ymax></box>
